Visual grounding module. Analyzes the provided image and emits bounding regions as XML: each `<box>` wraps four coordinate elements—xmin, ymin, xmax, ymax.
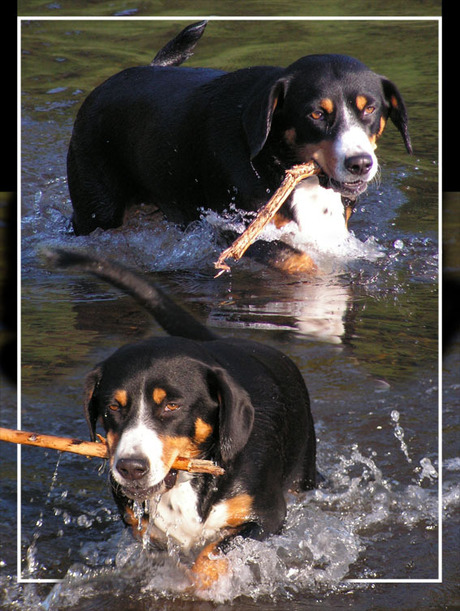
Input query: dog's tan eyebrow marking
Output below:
<box><xmin>390</xmin><ymin>95</ymin><xmax>399</xmax><ymax>109</ymax></box>
<box><xmin>153</xmin><ymin>387</ymin><xmax>167</xmax><ymax>405</ymax></box>
<box><xmin>113</xmin><ymin>389</ymin><xmax>128</xmax><ymax>406</ymax></box>
<box><xmin>320</xmin><ymin>98</ymin><xmax>334</xmax><ymax>114</ymax></box>
<box><xmin>356</xmin><ymin>95</ymin><xmax>368</xmax><ymax>111</ymax></box>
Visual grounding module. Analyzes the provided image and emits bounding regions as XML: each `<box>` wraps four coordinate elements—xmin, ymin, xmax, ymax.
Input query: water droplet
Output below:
<box><xmin>418</xmin><ymin>457</ymin><xmax>438</xmax><ymax>482</ymax></box>
<box><xmin>390</xmin><ymin>411</ymin><xmax>412</xmax><ymax>463</ymax></box>
<box><xmin>132</xmin><ymin>501</ymin><xmax>145</xmax><ymax>531</ymax></box>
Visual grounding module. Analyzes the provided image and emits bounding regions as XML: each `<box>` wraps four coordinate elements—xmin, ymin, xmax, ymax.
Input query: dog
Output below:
<box><xmin>67</xmin><ymin>21</ymin><xmax>412</xmax><ymax>272</ymax></box>
<box><xmin>49</xmin><ymin>248</ymin><xmax>317</xmax><ymax>589</ymax></box>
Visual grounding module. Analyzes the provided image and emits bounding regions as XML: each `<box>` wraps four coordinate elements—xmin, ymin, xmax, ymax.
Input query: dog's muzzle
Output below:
<box><xmin>318</xmin><ymin>152</ymin><xmax>374</xmax><ymax>199</ymax></box>
<box><xmin>113</xmin><ymin>456</ymin><xmax>178</xmax><ymax>501</ymax></box>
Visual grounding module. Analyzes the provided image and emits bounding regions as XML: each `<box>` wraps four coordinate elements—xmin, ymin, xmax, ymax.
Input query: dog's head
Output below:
<box><xmin>83</xmin><ymin>338</ymin><xmax>254</xmax><ymax>502</ymax></box>
<box><xmin>242</xmin><ymin>54</ymin><xmax>412</xmax><ymax>200</ymax></box>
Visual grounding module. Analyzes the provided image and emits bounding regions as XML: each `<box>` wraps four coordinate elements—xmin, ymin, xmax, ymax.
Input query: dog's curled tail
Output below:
<box><xmin>45</xmin><ymin>248</ymin><xmax>218</xmax><ymax>342</ymax></box>
<box><xmin>151</xmin><ymin>20</ymin><xmax>207</xmax><ymax>67</ymax></box>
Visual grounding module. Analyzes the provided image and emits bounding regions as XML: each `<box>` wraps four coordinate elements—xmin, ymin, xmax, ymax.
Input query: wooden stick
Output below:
<box><xmin>214</xmin><ymin>160</ymin><xmax>320</xmax><ymax>276</ymax></box>
<box><xmin>0</xmin><ymin>427</ymin><xmax>225</xmax><ymax>476</ymax></box>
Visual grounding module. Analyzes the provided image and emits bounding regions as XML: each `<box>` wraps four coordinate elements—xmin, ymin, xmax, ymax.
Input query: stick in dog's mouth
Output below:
<box><xmin>0</xmin><ymin>427</ymin><xmax>225</xmax><ymax>476</ymax></box>
<box><xmin>214</xmin><ymin>160</ymin><xmax>321</xmax><ymax>276</ymax></box>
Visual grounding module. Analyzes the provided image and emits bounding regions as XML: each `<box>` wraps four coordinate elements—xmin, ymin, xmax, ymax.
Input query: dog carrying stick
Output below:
<box><xmin>0</xmin><ymin>427</ymin><xmax>224</xmax><ymax>476</ymax></box>
<box><xmin>214</xmin><ymin>160</ymin><xmax>320</xmax><ymax>276</ymax></box>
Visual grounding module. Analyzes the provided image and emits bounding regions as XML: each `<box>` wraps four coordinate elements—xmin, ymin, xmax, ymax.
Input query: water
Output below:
<box><xmin>4</xmin><ymin>11</ymin><xmax>458</xmax><ymax>611</ymax></box>
<box><xmin>24</xmin><ymin>455</ymin><xmax>64</xmax><ymax>579</ymax></box>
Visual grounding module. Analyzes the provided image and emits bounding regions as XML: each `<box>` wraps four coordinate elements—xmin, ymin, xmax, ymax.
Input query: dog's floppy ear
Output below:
<box><xmin>209</xmin><ymin>366</ymin><xmax>255</xmax><ymax>463</ymax></box>
<box><xmin>381</xmin><ymin>77</ymin><xmax>413</xmax><ymax>154</ymax></box>
<box><xmin>83</xmin><ymin>365</ymin><xmax>103</xmax><ymax>441</ymax></box>
<box><xmin>242</xmin><ymin>77</ymin><xmax>290</xmax><ymax>159</ymax></box>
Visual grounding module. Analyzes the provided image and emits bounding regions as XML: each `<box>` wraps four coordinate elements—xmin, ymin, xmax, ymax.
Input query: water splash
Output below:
<box><xmin>199</xmin><ymin>500</ymin><xmax>363</xmax><ymax>603</ymax></box>
<box><xmin>417</xmin><ymin>457</ymin><xmax>438</xmax><ymax>484</ymax></box>
<box><xmin>23</xmin><ymin>195</ymin><xmax>386</xmax><ymax>279</ymax></box>
<box><xmin>31</xmin><ymin>439</ymin><xmax>441</xmax><ymax>608</ymax></box>
<box><xmin>390</xmin><ymin>409</ymin><xmax>412</xmax><ymax>463</ymax></box>
<box><xmin>24</xmin><ymin>454</ymin><xmax>63</xmax><ymax>578</ymax></box>
<box><xmin>132</xmin><ymin>500</ymin><xmax>145</xmax><ymax>532</ymax></box>
<box><xmin>205</xmin><ymin>207</ymin><xmax>384</xmax><ymax>267</ymax></box>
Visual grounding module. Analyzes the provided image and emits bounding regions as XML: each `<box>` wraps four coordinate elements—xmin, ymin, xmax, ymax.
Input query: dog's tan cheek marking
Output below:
<box><xmin>299</xmin><ymin>141</ymin><xmax>337</xmax><ymax>175</ymax></box>
<box><xmin>369</xmin><ymin>116</ymin><xmax>387</xmax><ymax>150</ymax></box>
<box><xmin>106</xmin><ymin>430</ymin><xmax>120</xmax><ymax>466</ymax></box>
<box><xmin>160</xmin><ymin>435</ymin><xmax>200</xmax><ymax>467</ymax></box>
<box><xmin>153</xmin><ymin>387</ymin><xmax>167</xmax><ymax>405</ymax></box>
<box><xmin>194</xmin><ymin>418</ymin><xmax>213</xmax><ymax>445</ymax></box>
<box><xmin>320</xmin><ymin>98</ymin><xmax>334</xmax><ymax>114</ymax></box>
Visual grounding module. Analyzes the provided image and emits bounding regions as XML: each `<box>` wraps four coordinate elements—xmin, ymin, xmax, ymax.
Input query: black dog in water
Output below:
<box><xmin>67</xmin><ymin>22</ymin><xmax>411</xmax><ymax>272</ymax></box>
<box><xmin>50</xmin><ymin>248</ymin><xmax>317</xmax><ymax>590</ymax></box>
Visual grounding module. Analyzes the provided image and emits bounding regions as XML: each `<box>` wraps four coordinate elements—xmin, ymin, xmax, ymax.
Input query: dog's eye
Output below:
<box><xmin>364</xmin><ymin>105</ymin><xmax>376</xmax><ymax>115</ymax></box>
<box><xmin>164</xmin><ymin>402</ymin><xmax>180</xmax><ymax>412</ymax></box>
<box><xmin>108</xmin><ymin>404</ymin><xmax>120</xmax><ymax>412</ymax></box>
<box><xmin>310</xmin><ymin>110</ymin><xmax>324</xmax><ymax>121</ymax></box>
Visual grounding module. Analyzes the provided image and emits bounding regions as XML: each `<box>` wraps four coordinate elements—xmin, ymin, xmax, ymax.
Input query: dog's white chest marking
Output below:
<box><xmin>289</xmin><ymin>177</ymin><xmax>349</xmax><ymax>247</ymax></box>
<box><xmin>148</xmin><ymin>475</ymin><xmax>229</xmax><ymax>551</ymax></box>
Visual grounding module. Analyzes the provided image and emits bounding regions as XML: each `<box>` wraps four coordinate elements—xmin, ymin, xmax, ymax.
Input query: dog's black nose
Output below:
<box><xmin>116</xmin><ymin>457</ymin><xmax>150</xmax><ymax>481</ymax></box>
<box><xmin>345</xmin><ymin>154</ymin><xmax>373</xmax><ymax>176</ymax></box>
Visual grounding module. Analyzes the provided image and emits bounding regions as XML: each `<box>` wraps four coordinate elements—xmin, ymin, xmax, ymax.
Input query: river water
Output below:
<box><xmin>2</xmin><ymin>10</ymin><xmax>458</xmax><ymax>610</ymax></box>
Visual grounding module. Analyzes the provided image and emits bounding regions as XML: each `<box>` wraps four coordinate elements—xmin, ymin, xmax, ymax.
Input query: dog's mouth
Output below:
<box><xmin>318</xmin><ymin>173</ymin><xmax>368</xmax><ymax>198</ymax></box>
<box><xmin>118</xmin><ymin>469</ymin><xmax>178</xmax><ymax>502</ymax></box>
